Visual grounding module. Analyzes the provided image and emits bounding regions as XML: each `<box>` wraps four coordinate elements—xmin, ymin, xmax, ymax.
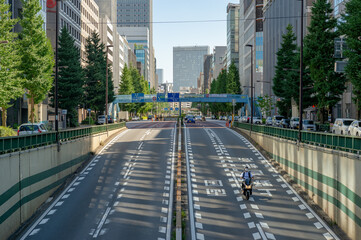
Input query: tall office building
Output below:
<box><xmin>239</xmin><ymin>0</ymin><xmax>263</xmax><ymax>98</ymax></box>
<box><xmin>80</xmin><ymin>0</ymin><xmax>99</xmax><ymax>65</ymax></box>
<box><xmin>212</xmin><ymin>46</ymin><xmax>227</xmax><ymax>80</ymax></box>
<box><xmin>156</xmin><ymin>69</ymin><xmax>164</xmax><ymax>85</ymax></box>
<box><xmin>203</xmin><ymin>54</ymin><xmax>213</xmax><ymax>93</ymax></box>
<box><xmin>116</xmin><ymin>0</ymin><xmax>155</xmax><ymax>89</ymax></box>
<box><xmin>227</xmin><ymin>3</ymin><xmax>239</xmax><ymax>69</ymax></box>
<box><xmin>173</xmin><ymin>46</ymin><xmax>209</xmax><ymax>92</ymax></box>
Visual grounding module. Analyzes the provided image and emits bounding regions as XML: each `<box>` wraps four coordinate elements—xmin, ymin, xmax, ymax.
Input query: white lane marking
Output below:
<box><xmin>248</xmin><ymin>222</ymin><xmax>256</xmax><ymax>229</ymax></box>
<box><xmin>253</xmin><ymin>232</ymin><xmax>261</xmax><ymax>240</ymax></box>
<box><xmin>299</xmin><ymin>204</ymin><xmax>306</xmax><ymax>210</ymax></box>
<box><xmin>225</xmin><ymin>126</ymin><xmax>340</xmax><ymax>240</ymax></box>
<box><xmin>185</xmin><ymin>125</ymin><xmax>196</xmax><ymax>240</ymax></box>
<box><xmin>260</xmin><ymin>222</ymin><xmax>269</xmax><ymax>229</ymax></box>
<box><xmin>55</xmin><ymin>201</ymin><xmax>63</xmax><ymax>207</ymax></box>
<box><xmin>244</xmin><ymin>212</ymin><xmax>251</xmax><ymax>218</ymax></box>
<box><xmin>306</xmin><ymin>213</ymin><xmax>315</xmax><ymax>219</ymax></box>
<box><xmin>138</xmin><ymin>142</ymin><xmax>144</xmax><ymax>149</ymax></box>
<box><xmin>314</xmin><ymin>222</ymin><xmax>323</xmax><ymax>229</ymax></box>
<box><xmin>292</xmin><ymin>197</ymin><xmax>300</xmax><ymax>202</ymax></box>
<box><xmin>196</xmin><ymin>233</ymin><xmax>205</xmax><ymax>240</ymax></box>
<box><xmin>39</xmin><ymin>218</ymin><xmax>49</xmax><ymax>225</ymax></box>
<box><xmin>160</xmin><ymin>216</ymin><xmax>167</xmax><ymax>223</ymax></box>
<box><xmin>265</xmin><ymin>232</ymin><xmax>276</xmax><ymax>240</ymax></box>
<box><xmin>323</xmin><ymin>233</ymin><xmax>334</xmax><ymax>240</ymax></box>
<box><xmin>162</xmin><ymin>207</ymin><xmax>168</xmax><ymax>214</ymax></box>
<box><xmin>159</xmin><ymin>226</ymin><xmax>166</xmax><ymax>233</ymax></box>
<box><xmin>61</xmin><ymin>194</ymin><xmax>70</xmax><ymax>199</ymax></box>
<box><xmin>251</xmin><ymin>204</ymin><xmax>259</xmax><ymax>210</ymax></box>
<box><xmin>240</xmin><ymin>204</ymin><xmax>247</xmax><ymax>209</ymax></box>
<box><xmin>195</xmin><ymin>222</ymin><xmax>203</xmax><ymax>229</ymax></box>
<box><xmin>195</xmin><ymin>212</ymin><xmax>202</xmax><ymax>219</ymax></box>
<box><xmin>47</xmin><ymin>209</ymin><xmax>56</xmax><ymax>215</ymax></box>
<box><xmin>29</xmin><ymin>229</ymin><xmax>40</xmax><ymax>236</ymax></box>
<box><xmin>286</xmin><ymin>190</ymin><xmax>293</xmax><ymax>194</ymax></box>
<box><xmin>255</xmin><ymin>213</ymin><xmax>264</xmax><ymax>219</ymax></box>
<box><xmin>73</xmin><ymin>182</ymin><xmax>80</xmax><ymax>186</ymax></box>
<box><xmin>194</xmin><ymin>204</ymin><xmax>200</xmax><ymax>210</ymax></box>
<box><xmin>256</xmin><ymin>223</ymin><xmax>267</xmax><ymax>240</ymax></box>
<box><xmin>281</xmin><ymin>184</ymin><xmax>287</xmax><ymax>188</ymax></box>
<box><xmin>166</xmin><ymin>124</ymin><xmax>176</xmax><ymax>240</ymax></box>
<box><xmin>93</xmin><ymin>207</ymin><xmax>111</xmax><ymax>238</ymax></box>
<box><xmin>68</xmin><ymin>188</ymin><xmax>75</xmax><ymax>192</ymax></box>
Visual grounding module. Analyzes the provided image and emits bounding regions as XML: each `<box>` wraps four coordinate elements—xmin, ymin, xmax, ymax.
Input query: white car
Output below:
<box><xmin>265</xmin><ymin>117</ymin><xmax>272</xmax><ymax>125</ymax></box>
<box><xmin>290</xmin><ymin>117</ymin><xmax>300</xmax><ymax>129</ymax></box>
<box><xmin>332</xmin><ymin>118</ymin><xmax>355</xmax><ymax>135</ymax></box>
<box><xmin>252</xmin><ymin>117</ymin><xmax>262</xmax><ymax>124</ymax></box>
<box><xmin>347</xmin><ymin>120</ymin><xmax>361</xmax><ymax>137</ymax></box>
<box><xmin>272</xmin><ymin>115</ymin><xmax>285</xmax><ymax>127</ymax></box>
<box><xmin>18</xmin><ymin>123</ymin><xmax>48</xmax><ymax>136</ymax></box>
<box><xmin>132</xmin><ymin>116</ymin><xmax>140</xmax><ymax>121</ymax></box>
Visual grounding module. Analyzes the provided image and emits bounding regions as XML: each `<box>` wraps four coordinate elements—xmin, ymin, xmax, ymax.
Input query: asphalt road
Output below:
<box><xmin>19</xmin><ymin>121</ymin><xmax>176</xmax><ymax>240</ymax></box>
<box><xmin>185</xmin><ymin>120</ymin><xmax>339</xmax><ymax>240</ymax></box>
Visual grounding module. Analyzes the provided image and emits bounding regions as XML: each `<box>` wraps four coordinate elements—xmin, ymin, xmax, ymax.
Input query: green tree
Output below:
<box><xmin>340</xmin><ymin>0</ymin><xmax>361</xmax><ymax>118</ymax></box>
<box><xmin>83</xmin><ymin>32</ymin><xmax>114</xmax><ymax>115</ymax></box>
<box><xmin>227</xmin><ymin>62</ymin><xmax>242</xmax><ymax>112</ymax></box>
<box><xmin>19</xmin><ymin>0</ymin><xmax>54</xmax><ymax>123</ymax></box>
<box><xmin>118</xmin><ymin>64</ymin><xmax>134</xmax><ymax>112</ymax></box>
<box><xmin>256</xmin><ymin>95</ymin><xmax>274</xmax><ymax>117</ymax></box>
<box><xmin>304</xmin><ymin>0</ymin><xmax>345</xmax><ymax>123</ymax></box>
<box><xmin>272</xmin><ymin>24</ymin><xmax>299</xmax><ymax>117</ymax></box>
<box><xmin>56</xmin><ymin>27</ymin><xmax>84</xmax><ymax>127</ymax></box>
<box><xmin>0</xmin><ymin>0</ymin><xmax>23</xmax><ymax>126</ymax></box>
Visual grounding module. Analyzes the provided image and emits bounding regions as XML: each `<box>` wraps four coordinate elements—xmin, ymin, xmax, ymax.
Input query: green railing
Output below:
<box><xmin>233</xmin><ymin>122</ymin><xmax>361</xmax><ymax>153</ymax></box>
<box><xmin>0</xmin><ymin>122</ymin><xmax>126</xmax><ymax>154</ymax></box>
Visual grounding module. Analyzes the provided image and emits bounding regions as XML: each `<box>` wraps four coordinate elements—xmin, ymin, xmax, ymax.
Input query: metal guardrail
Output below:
<box><xmin>0</xmin><ymin>122</ymin><xmax>126</xmax><ymax>154</ymax></box>
<box><xmin>234</xmin><ymin>122</ymin><xmax>361</xmax><ymax>154</ymax></box>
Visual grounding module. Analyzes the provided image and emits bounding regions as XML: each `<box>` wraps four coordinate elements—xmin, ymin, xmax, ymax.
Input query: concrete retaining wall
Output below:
<box><xmin>0</xmin><ymin>128</ymin><xmax>125</xmax><ymax>240</ymax></box>
<box><xmin>238</xmin><ymin>128</ymin><xmax>361</xmax><ymax>239</ymax></box>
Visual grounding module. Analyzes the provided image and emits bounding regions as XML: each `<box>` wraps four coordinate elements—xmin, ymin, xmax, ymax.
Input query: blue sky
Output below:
<box><xmin>153</xmin><ymin>0</ymin><xmax>239</xmax><ymax>83</ymax></box>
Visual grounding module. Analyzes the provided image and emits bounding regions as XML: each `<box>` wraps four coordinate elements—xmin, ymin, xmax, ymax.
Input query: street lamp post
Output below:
<box><xmin>55</xmin><ymin>0</ymin><xmax>59</xmax><ymax>150</ymax></box>
<box><xmin>105</xmin><ymin>45</ymin><xmax>113</xmax><ymax>125</ymax></box>
<box><xmin>246</xmin><ymin>44</ymin><xmax>254</xmax><ymax>131</ymax></box>
<box><xmin>298</xmin><ymin>0</ymin><xmax>304</xmax><ymax>142</ymax></box>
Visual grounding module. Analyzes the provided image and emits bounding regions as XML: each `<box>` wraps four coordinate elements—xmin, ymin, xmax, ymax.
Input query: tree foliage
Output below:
<box><xmin>0</xmin><ymin>0</ymin><xmax>23</xmax><ymax>126</ymax></box>
<box><xmin>340</xmin><ymin>0</ymin><xmax>361</xmax><ymax>118</ymax></box>
<box><xmin>56</xmin><ymin>27</ymin><xmax>84</xmax><ymax>127</ymax></box>
<box><xmin>209</xmin><ymin>63</ymin><xmax>242</xmax><ymax>116</ymax></box>
<box><xmin>304</xmin><ymin>0</ymin><xmax>345</xmax><ymax>123</ymax></box>
<box><xmin>256</xmin><ymin>95</ymin><xmax>274</xmax><ymax>117</ymax></box>
<box><xmin>19</xmin><ymin>0</ymin><xmax>54</xmax><ymax>123</ymax></box>
<box><xmin>83</xmin><ymin>32</ymin><xmax>114</xmax><ymax>115</ymax></box>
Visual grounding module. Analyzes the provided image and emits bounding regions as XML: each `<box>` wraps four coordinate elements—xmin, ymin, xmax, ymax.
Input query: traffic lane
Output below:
<box><xmin>209</xmin><ymin>124</ymin><xmax>338</xmax><ymax>240</ymax></box>
<box><xmin>20</xmin><ymin>122</ymin><xmax>175</xmax><ymax>240</ymax></box>
<box><xmin>185</xmin><ymin>124</ymin><xmax>253</xmax><ymax>240</ymax></box>
<box><xmin>104</xmin><ymin>122</ymin><xmax>176</xmax><ymax>239</ymax></box>
<box><xmin>127</xmin><ymin>120</ymin><xmax>175</xmax><ymax>129</ymax></box>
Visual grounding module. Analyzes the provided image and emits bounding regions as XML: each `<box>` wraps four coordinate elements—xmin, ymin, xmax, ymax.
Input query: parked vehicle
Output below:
<box><xmin>290</xmin><ymin>117</ymin><xmax>300</xmax><ymax>129</ymax></box>
<box><xmin>234</xmin><ymin>116</ymin><xmax>239</xmax><ymax>122</ymax></box>
<box><xmin>211</xmin><ymin>115</ymin><xmax>216</xmax><ymax>119</ymax></box>
<box><xmin>272</xmin><ymin>115</ymin><xmax>285</xmax><ymax>127</ymax></box>
<box><xmin>332</xmin><ymin>118</ymin><xmax>355</xmax><ymax>135</ymax></box>
<box><xmin>195</xmin><ymin>116</ymin><xmax>202</xmax><ymax>121</ymax></box>
<box><xmin>302</xmin><ymin>120</ymin><xmax>316</xmax><ymax>131</ymax></box>
<box><xmin>187</xmin><ymin>117</ymin><xmax>195</xmax><ymax>123</ymax></box>
<box><xmin>347</xmin><ymin>120</ymin><xmax>361</xmax><ymax>136</ymax></box>
<box><xmin>252</xmin><ymin>117</ymin><xmax>262</xmax><ymax>124</ymax></box>
<box><xmin>97</xmin><ymin>115</ymin><xmax>113</xmax><ymax>124</ymax></box>
<box><xmin>132</xmin><ymin>116</ymin><xmax>140</xmax><ymax>121</ymax></box>
<box><xmin>147</xmin><ymin>115</ymin><xmax>153</xmax><ymax>120</ymax></box>
<box><xmin>265</xmin><ymin>117</ymin><xmax>272</xmax><ymax>126</ymax></box>
<box><xmin>18</xmin><ymin>123</ymin><xmax>48</xmax><ymax>136</ymax></box>
<box><xmin>280</xmin><ymin>119</ymin><xmax>290</xmax><ymax>128</ymax></box>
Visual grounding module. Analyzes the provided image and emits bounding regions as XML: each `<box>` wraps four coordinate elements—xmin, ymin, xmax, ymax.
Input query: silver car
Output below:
<box><xmin>265</xmin><ymin>117</ymin><xmax>272</xmax><ymax>126</ymax></box>
<box><xmin>290</xmin><ymin>117</ymin><xmax>300</xmax><ymax>129</ymax></box>
<box><xmin>302</xmin><ymin>120</ymin><xmax>316</xmax><ymax>131</ymax></box>
<box><xmin>18</xmin><ymin>123</ymin><xmax>48</xmax><ymax>136</ymax></box>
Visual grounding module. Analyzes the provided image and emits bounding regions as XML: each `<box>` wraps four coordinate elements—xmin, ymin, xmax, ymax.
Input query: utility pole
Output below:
<box><xmin>105</xmin><ymin>45</ymin><xmax>113</xmax><ymax>125</ymax></box>
<box><xmin>298</xmin><ymin>0</ymin><xmax>304</xmax><ymax>142</ymax></box>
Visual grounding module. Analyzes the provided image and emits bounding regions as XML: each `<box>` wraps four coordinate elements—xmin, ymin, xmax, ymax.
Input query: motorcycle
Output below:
<box><xmin>242</xmin><ymin>179</ymin><xmax>253</xmax><ymax>200</ymax></box>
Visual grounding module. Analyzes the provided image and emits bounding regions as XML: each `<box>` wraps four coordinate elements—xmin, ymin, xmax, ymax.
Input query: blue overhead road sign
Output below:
<box><xmin>167</xmin><ymin>93</ymin><xmax>179</xmax><ymax>102</ymax></box>
<box><xmin>157</xmin><ymin>93</ymin><xmax>166</xmax><ymax>102</ymax></box>
<box><xmin>131</xmin><ymin>93</ymin><xmax>144</xmax><ymax>103</ymax></box>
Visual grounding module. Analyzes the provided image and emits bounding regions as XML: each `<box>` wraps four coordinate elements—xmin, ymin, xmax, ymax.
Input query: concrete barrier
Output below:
<box><xmin>236</xmin><ymin>128</ymin><xmax>361</xmax><ymax>239</ymax></box>
<box><xmin>0</xmin><ymin>127</ymin><xmax>125</xmax><ymax>240</ymax></box>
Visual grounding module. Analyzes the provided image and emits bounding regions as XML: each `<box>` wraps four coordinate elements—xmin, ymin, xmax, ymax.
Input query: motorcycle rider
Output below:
<box><xmin>241</xmin><ymin>167</ymin><xmax>254</xmax><ymax>193</ymax></box>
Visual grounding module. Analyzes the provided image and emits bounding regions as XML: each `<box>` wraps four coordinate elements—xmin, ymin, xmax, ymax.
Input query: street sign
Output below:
<box><xmin>175</xmin><ymin>108</ymin><xmax>179</xmax><ymax>111</ymax></box>
<box><xmin>152</xmin><ymin>96</ymin><xmax>156</xmax><ymax>102</ymax></box>
<box><xmin>167</xmin><ymin>93</ymin><xmax>179</xmax><ymax>102</ymax></box>
<box><xmin>232</xmin><ymin>99</ymin><xmax>236</xmax><ymax>106</ymax></box>
<box><xmin>170</xmin><ymin>107</ymin><xmax>173</xmax><ymax>111</ymax></box>
<box><xmin>131</xmin><ymin>93</ymin><xmax>145</xmax><ymax>103</ymax></box>
<box><xmin>164</xmin><ymin>108</ymin><xmax>168</xmax><ymax>111</ymax></box>
<box><xmin>62</xmin><ymin>109</ymin><xmax>67</xmax><ymax>114</ymax></box>
<box><xmin>87</xmin><ymin>108</ymin><xmax>91</xmax><ymax>112</ymax></box>
<box><xmin>157</xmin><ymin>93</ymin><xmax>166</xmax><ymax>102</ymax></box>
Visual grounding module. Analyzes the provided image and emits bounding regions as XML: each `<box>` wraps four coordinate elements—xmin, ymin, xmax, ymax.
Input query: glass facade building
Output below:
<box><xmin>173</xmin><ymin>46</ymin><xmax>209</xmax><ymax>92</ymax></box>
<box><xmin>226</xmin><ymin>3</ymin><xmax>239</xmax><ymax>69</ymax></box>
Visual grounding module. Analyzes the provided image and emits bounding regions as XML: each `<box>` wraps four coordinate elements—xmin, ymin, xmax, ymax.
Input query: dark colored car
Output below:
<box><xmin>148</xmin><ymin>115</ymin><xmax>153</xmax><ymax>120</ymax></box>
<box><xmin>280</xmin><ymin>119</ymin><xmax>290</xmax><ymax>128</ymax></box>
<box><xmin>187</xmin><ymin>117</ymin><xmax>195</xmax><ymax>123</ymax></box>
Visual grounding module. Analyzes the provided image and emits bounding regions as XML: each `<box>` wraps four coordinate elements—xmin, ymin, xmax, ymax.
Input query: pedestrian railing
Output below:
<box><xmin>233</xmin><ymin>122</ymin><xmax>361</xmax><ymax>154</ymax></box>
<box><xmin>0</xmin><ymin>122</ymin><xmax>126</xmax><ymax>154</ymax></box>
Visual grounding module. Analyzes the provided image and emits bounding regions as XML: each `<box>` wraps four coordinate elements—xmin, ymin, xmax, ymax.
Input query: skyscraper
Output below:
<box><xmin>212</xmin><ymin>46</ymin><xmax>227</xmax><ymax>80</ymax></box>
<box><xmin>116</xmin><ymin>0</ymin><xmax>155</xmax><ymax>89</ymax></box>
<box><xmin>239</xmin><ymin>0</ymin><xmax>263</xmax><ymax>98</ymax></box>
<box><xmin>173</xmin><ymin>46</ymin><xmax>209</xmax><ymax>92</ymax></box>
<box><xmin>227</xmin><ymin>3</ymin><xmax>239</xmax><ymax>69</ymax></box>
<box><xmin>156</xmin><ymin>69</ymin><xmax>164</xmax><ymax>85</ymax></box>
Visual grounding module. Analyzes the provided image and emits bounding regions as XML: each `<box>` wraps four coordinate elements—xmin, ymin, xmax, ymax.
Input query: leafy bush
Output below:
<box><xmin>81</xmin><ymin>117</ymin><xmax>95</xmax><ymax>125</ymax></box>
<box><xmin>0</xmin><ymin>126</ymin><xmax>17</xmax><ymax>137</ymax></box>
